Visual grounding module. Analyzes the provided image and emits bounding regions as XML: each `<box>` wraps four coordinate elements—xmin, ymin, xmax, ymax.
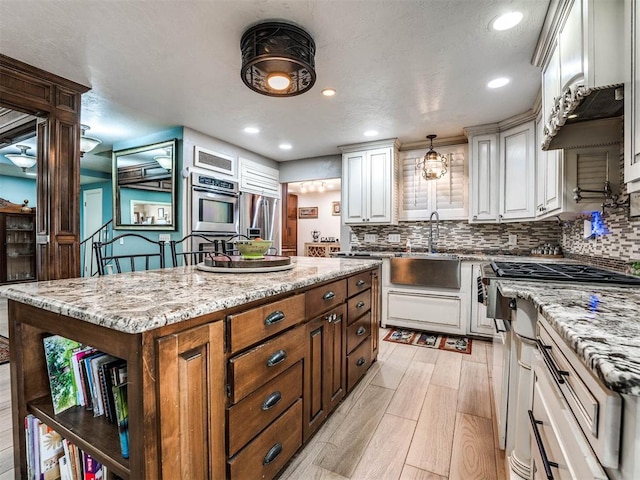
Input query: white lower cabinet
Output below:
<box><xmin>468</xmin><ymin>263</ymin><xmax>494</xmax><ymax>337</ymax></box>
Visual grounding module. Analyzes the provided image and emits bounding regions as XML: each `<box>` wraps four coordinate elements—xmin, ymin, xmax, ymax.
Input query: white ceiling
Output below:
<box><xmin>0</xmin><ymin>0</ymin><xmax>550</xmax><ymax>165</ymax></box>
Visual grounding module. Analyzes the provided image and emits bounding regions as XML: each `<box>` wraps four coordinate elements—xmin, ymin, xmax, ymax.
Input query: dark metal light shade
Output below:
<box><xmin>241</xmin><ymin>21</ymin><xmax>316</xmax><ymax>97</ymax></box>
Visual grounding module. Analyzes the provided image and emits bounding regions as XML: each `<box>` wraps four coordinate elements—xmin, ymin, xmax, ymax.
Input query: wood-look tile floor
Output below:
<box><xmin>0</xmin><ymin>296</ymin><xmax>506</xmax><ymax>480</ymax></box>
<box><xmin>280</xmin><ymin>330</ymin><xmax>507</xmax><ymax>480</ymax></box>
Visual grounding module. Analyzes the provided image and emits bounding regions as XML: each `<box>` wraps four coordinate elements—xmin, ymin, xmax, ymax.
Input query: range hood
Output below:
<box><xmin>542</xmin><ymin>84</ymin><xmax>624</xmax><ymax>151</ymax></box>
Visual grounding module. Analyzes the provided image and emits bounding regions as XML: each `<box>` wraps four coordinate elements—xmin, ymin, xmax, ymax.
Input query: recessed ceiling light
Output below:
<box><xmin>244</xmin><ymin>127</ymin><xmax>260</xmax><ymax>134</ymax></box>
<box><xmin>322</xmin><ymin>88</ymin><xmax>336</xmax><ymax>97</ymax></box>
<box><xmin>491</xmin><ymin>11</ymin><xmax>523</xmax><ymax>31</ymax></box>
<box><xmin>279</xmin><ymin>143</ymin><xmax>292</xmax><ymax>150</ymax></box>
<box><xmin>364</xmin><ymin>130</ymin><xmax>378</xmax><ymax>137</ymax></box>
<box><xmin>487</xmin><ymin>77</ymin><xmax>510</xmax><ymax>89</ymax></box>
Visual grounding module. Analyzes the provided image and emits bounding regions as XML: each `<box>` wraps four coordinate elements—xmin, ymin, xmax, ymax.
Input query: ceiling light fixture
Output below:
<box><xmin>319</xmin><ymin>182</ymin><xmax>326</xmax><ymax>192</ymax></box>
<box><xmin>417</xmin><ymin>134</ymin><xmax>448</xmax><ymax>180</ymax></box>
<box><xmin>240</xmin><ymin>21</ymin><xmax>316</xmax><ymax>97</ymax></box>
<box><xmin>279</xmin><ymin>143</ymin><xmax>292</xmax><ymax>150</ymax></box>
<box><xmin>300</xmin><ymin>182</ymin><xmax>307</xmax><ymax>193</ymax></box>
<box><xmin>364</xmin><ymin>130</ymin><xmax>378</xmax><ymax>137</ymax></box>
<box><xmin>487</xmin><ymin>77</ymin><xmax>510</xmax><ymax>89</ymax></box>
<box><xmin>322</xmin><ymin>88</ymin><xmax>336</xmax><ymax>97</ymax></box>
<box><xmin>491</xmin><ymin>11</ymin><xmax>523</xmax><ymax>31</ymax></box>
<box><xmin>80</xmin><ymin>124</ymin><xmax>102</xmax><ymax>157</ymax></box>
<box><xmin>5</xmin><ymin>145</ymin><xmax>37</xmax><ymax>172</ymax></box>
<box><xmin>154</xmin><ymin>148</ymin><xmax>172</xmax><ymax>170</ymax></box>
<box><xmin>244</xmin><ymin>127</ymin><xmax>260</xmax><ymax>134</ymax></box>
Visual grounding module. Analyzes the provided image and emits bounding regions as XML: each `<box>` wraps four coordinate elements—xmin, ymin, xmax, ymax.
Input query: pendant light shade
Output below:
<box><xmin>419</xmin><ymin>134</ymin><xmax>448</xmax><ymax>180</ymax></box>
<box><xmin>154</xmin><ymin>148</ymin><xmax>172</xmax><ymax>170</ymax></box>
<box><xmin>5</xmin><ymin>145</ymin><xmax>37</xmax><ymax>172</ymax></box>
<box><xmin>240</xmin><ymin>21</ymin><xmax>316</xmax><ymax>97</ymax></box>
<box><xmin>80</xmin><ymin>124</ymin><xmax>102</xmax><ymax>157</ymax></box>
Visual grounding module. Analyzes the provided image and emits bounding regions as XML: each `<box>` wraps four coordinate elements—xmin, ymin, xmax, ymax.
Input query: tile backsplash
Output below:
<box><xmin>350</xmin><ymin>220</ymin><xmax>562</xmax><ymax>255</ymax></box>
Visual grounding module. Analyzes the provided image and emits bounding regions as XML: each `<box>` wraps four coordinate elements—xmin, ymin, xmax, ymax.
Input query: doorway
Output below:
<box><xmin>82</xmin><ymin>188</ymin><xmax>103</xmax><ymax>276</ymax></box>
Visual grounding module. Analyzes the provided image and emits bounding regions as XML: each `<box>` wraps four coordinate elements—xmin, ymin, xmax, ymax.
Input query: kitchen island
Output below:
<box><xmin>497</xmin><ymin>280</ymin><xmax>640</xmax><ymax>479</ymax></box>
<box><xmin>1</xmin><ymin>256</ymin><xmax>382</xmax><ymax>480</ymax></box>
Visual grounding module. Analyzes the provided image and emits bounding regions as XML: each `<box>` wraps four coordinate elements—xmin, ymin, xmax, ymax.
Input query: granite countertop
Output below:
<box><xmin>0</xmin><ymin>257</ymin><xmax>382</xmax><ymax>334</ymax></box>
<box><xmin>498</xmin><ymin>280</ymin><xmax>640</xmax><ymax>396</ymax></box>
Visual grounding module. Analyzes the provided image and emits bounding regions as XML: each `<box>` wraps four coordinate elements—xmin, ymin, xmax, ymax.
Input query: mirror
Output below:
<box><xmin>113</xmin><ymin>139</ymin><xmax>176</xmax><ymax>230</ymax></box>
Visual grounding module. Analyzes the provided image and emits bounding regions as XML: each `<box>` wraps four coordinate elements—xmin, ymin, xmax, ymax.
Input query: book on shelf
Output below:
<box><xmin>112</xmin><ymin>383</ymin><xmax>129</xmax><ymax>459</ymax></box>
<box><xmin>82</xmin><ymin>452</ymin><xmax>103</xmax><ymax>480</ymax></box>
<box><xmin>71</xmin><ymin>347</ymin><xmax>96</xmax><ymax>407</ymax></box>
<box><xmin>42</xmin><ymin>335</ymin><xmax>82</xmax><ymax>414</ymax></box>
<box><xmin>39</xmin><ymin>420</ymin><xmax>64</xmax><ymax>480</ymax></box>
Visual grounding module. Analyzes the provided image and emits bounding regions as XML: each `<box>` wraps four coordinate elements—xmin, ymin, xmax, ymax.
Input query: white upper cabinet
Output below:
<box><xmin>536</xmin><ymin>116</ymin><xmax>563</xmax><ymax>217</ymax></box>
<box><xmin>399</xmin><ymin>143</ymin><xmax>467</xmax><ymax>221</ymax></box>
<box><xmin>625</xmin><ymin>0</ymin><xmax>640</xmax><ymax>191</ymax></box>
<box><xmin>341</xmin><ymin>139</ymin><xmax>399</xmax><ymax>225</ymax></box>
<box><xmin>239</xmin><ymin>157</ymin><xmax>281</xmax><ymax>197</ymax></box>
<box><xmin>499</xmin><ymin>121</ymin><xmax>536</xmax><ymax>221</ymax></box>
<box><xmin>468</xmin><ymin>132</ymin><xmax>500</xmax><ymax>222</ymax></box>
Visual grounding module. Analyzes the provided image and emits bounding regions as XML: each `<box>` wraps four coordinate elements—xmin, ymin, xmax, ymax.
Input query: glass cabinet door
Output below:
<box><xmin>5</xmin><ymin>214</ymin><xmax>36</xmax><ymax>282</ymax></box>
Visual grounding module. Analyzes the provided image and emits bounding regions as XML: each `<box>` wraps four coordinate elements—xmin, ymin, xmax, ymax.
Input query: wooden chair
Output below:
<box><xmin>93</xmin><ymin>233</ymin><xmax>166</xmax><ymax>275</ymax></box>
<box><xmin>169</xmin><ymin>234</ymin><xmax>232</xmax><ymax>267</ymax></box>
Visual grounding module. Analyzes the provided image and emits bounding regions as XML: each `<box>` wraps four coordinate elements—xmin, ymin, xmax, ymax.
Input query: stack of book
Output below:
<box><xmin>42</xmin><ymin>335</ymin><xmax>129</xmax><ymax>460</ymax></box>
<box><xmin>25</xmin><ymin>415</ymin><xmax>122</xmax><ymax>480</ymax></box>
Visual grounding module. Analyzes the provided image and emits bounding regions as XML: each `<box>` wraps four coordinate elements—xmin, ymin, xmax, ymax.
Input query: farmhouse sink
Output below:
<box><xmin>389</xmin><ymin>255</ymin><xmax>461</xmax><ymax>289</ymax></box>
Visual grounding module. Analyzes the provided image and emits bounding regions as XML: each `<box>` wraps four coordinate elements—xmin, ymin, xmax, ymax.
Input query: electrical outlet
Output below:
<box><xmin>159</xmin><ymin>234</ymin><xmax>171</xmax><ymax>242</ymax></box>
<box><xmin>119</xmin><ymin>237</ymin><xmax>125</xmax><ymax>245</ymax></box>
<box><xmin>388</xmin><ymin>234</ymin><xmax>401</xmax><ymax>243</ymax></box>
<box><xmin>350</xmin><ymin>233</ymin><xmax>358</xmax><ymax>242</ymax></box>
<box><xmin>508</xmin><ymin>234</ymin><xmax>517</xmax><ymax>246</ymax></box>
<box><xmin>364</xmin><ymin>234</ymin><xmax>377</xmax><ymax>243</ymax></box>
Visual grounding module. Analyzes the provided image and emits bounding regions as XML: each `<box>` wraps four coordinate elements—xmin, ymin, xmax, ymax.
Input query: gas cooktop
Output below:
<box><xmin>491</xmin><ymin>261</ymin><xmax>640</xmax><ymax>286</ymax></box>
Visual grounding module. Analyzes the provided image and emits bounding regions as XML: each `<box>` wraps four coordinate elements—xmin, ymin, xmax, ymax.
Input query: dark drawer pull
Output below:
<box><xmin>264</xmin><ymin>310</ymin><xmax>285</xmax><ymax>326</ymax></box>
<box><xmin>323</xmin><ymin>291</ymin><xmax>336</xmax><ymax>300</ymax></box>
<box><xmin>536</xmin><ymin>339</ymin><xmax>569</xmax><ymax>384</ymax></box>
<box><xmin>261</xmin><ymin>391</ymin><xmax>282</xmax><ymax>411</ymax></box>
<box><xmin>266</xmin><ymin>349</ymin><xmax>287</xmax><ymax>367</ymax></box>
<box><xmin>356</xmin><ymin>301</ymin><xmax>365</xmax><ymax>309</ymax></box>
<box><xmin>356</xmin><ymin>279</ymin><xmax>366</xmax><ymax>287</ymax></box>
<box><xmin>528</xmin><ymin>410</ymin><xmax>558</xmax><ymax>479</ymax></box>
<box><xmin>356</xmin><ymin>326</ymin><xmax>366</xmax><ymax>336</ymax></box>
<box><xmin>356</xmin><ymin>357</ymin><xmax>366</xmax><ymax>367</ymax></box>
<box><xmin>263</xmin><ymin>442</ymin><xmax>283</xmax><ymax>465</ymax></box>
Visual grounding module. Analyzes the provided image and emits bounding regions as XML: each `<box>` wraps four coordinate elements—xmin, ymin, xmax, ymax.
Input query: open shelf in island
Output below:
<box><xmin>28</xmin><ymin>395</ymin><xmax>130</xmax><ymax>479</ymax></box>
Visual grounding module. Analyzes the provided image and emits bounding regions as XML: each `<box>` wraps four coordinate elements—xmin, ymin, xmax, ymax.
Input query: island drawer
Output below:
<box><xmin>346</xmin><ymin>311</ymin><xmax>371</xmax><ymax>354</ymax></box>
<box><xmin>347</xmin><ymin>336</ymin><xmax>372</xmax><ymax>392</ymax></box>
<box><xmin>348</xmin><ymin>271</ymin><xmax>372</xmax><ymax>297</ymax></box>
<box><xmin>228</xmin><ymin>399</ymin><xmax>303</xmax><ymax>480</ymax></box>
<box><xmin>227</xmin><ymin>361</ymin><xmax>302</xmax><ymax>456</ymax></box>
<box><xmin>305</xmin><ymin>279</ymin><xmax>347</xmax><ymax>316</ymax></box>
<box><xmin>228</xmin><ymin>325</ymin><xmax>305</xmax><ymax>403</ymax></box>
<box><xmin>227</xmin><ymin>294</ymin><xmax>306</xmax><ymax>353</ymax></box>
<box><xmin>347</xmin><ymin>289</ymin><xmax>371</xmax><ymax>324</ymax></box>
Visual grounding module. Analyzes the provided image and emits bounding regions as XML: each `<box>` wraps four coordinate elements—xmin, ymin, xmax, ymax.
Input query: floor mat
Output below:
<box><xmin>0</xmin><ymin>335</ymin><xmax>9</xmax><ymax>365</ymax></box>
<box><xmin>383</xmin><ymin>328</ymin><xmax>472</xmax><ymax>355</ymax></box>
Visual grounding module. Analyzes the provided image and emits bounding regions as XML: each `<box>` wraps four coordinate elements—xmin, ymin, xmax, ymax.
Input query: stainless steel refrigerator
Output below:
<box><xmin>239</xmin><ymin>192</ymin><xmax>280</xmax><ymax>251</ymax></box>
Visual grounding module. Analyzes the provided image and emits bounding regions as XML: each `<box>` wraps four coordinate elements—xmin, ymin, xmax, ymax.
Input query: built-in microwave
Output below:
<box><xmin>191</xmin><ymin>173</ymin><xmax>239</xmax><ymax>234</ymax></box>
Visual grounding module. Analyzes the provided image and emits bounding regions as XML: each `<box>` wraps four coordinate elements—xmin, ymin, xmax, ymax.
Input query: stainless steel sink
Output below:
<box><xmin>390</xmin><ymin>255</ymin><xmax>461</xmax><ymax>288</ymax></box>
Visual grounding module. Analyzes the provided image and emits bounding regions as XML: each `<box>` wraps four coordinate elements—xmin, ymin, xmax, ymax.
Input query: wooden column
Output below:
<box><xmin>0</xmin><ymin>54</ymin><xmax>89</xmax><ymax>280</ymax></box>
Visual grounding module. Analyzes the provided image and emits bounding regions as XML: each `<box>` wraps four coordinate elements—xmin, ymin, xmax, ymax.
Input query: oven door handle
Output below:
<box><xmin>193</xmin><ymin>186</ymin><xmax>239</xmax><ymax>198</ymax></box>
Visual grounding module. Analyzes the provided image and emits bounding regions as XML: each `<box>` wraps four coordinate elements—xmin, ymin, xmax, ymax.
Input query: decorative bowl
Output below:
<box><xmin>235</xmin><ymin>240</ymin><xmax>272</xmax><ymax>259</ymax></box>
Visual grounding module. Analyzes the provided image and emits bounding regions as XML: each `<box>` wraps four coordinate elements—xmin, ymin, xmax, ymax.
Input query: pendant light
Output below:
<box><xmin>240</xmin><ymin>21</ymin><xmax>316</xmax><ymax>97</ymax></box>
<box><xmin>154</xmin><ymin>148</ymin><xmax>172</xmax><ymax>170</ymax></box>
<box><xmin>5</xmin><ymin>145</ymin><xmax>37</xmax><ymax>172</ymax></box>
<box><xmin>80</xmin><ymin>124</ymin><xmax>102</xmax><ymax>157</ymax></box>
<box><xmin>418</xmin><ymin>134</ymin><xmax>448</xmax><ymax>180</ymax></box>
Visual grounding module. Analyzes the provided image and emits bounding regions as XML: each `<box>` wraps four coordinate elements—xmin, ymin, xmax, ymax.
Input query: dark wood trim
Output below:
<box><xmin>1</xmin><ymin>54</ymin><xmax>90</xmax><ymax>280</ymax></box>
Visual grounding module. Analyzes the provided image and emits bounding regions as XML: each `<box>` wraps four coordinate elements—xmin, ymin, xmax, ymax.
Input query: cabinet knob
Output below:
<box><xmin>356</xmin><ymin>279</ymin><xmax>366</xmax><ymax>287</ymax></box>
<box><xmin>356</xmin><ymin>326</ymin><xmax>367</xmax><ymax>336</ymax></box>
<box><xmin>263</xmin><ymin>442</ymin><xmax>283</xmax><ymax>465</ymax></box>
<box><xmin>356</xmin><ymin>357</ymin><xmax>366</xmax><ymax>367</ymax></box>
<box><xmin>261</xmin><ymin>391</ymin><xmax>283</xmax><ymax>411</ymax></box>
<box><xmin>264</xmin><ymin>310</ymin><xmax>285</xmax><ymax>326</ymax></box>
<box><xmin>266</xmin><ymin>349</ymin><xmax>287</xmax><ymax>367</ymax></box>
<box><xmin>473</xmin><ymin>215</ymin><xmax>477</xmax><ymax>220</ymax></box>
<box><xmin>323</xmin><ymin>291</ymin><xmax>336</xmax><ymax>301</ymax></box>
<box><xmin>356</xmin><ymin>301</ymin><xmax>365</xmax><ymax>309</ymax></box>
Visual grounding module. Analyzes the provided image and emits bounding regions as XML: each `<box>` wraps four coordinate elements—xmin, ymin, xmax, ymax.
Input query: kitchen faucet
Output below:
<box><xmin>429</xmin><ymin>210</ymin><xmax>440</xmax><ymax>253</ymax></box>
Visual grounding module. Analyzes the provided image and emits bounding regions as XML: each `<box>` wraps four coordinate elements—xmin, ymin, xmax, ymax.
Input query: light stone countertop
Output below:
<box><xmin>498</xmin><ymin>280</ymin><xmax>640</xmax><ymax>396</ymax></box>
<box><xmin>0</xmin><ymin>257</ymin><xmax>382</xmax><ymax>334</ymax></box>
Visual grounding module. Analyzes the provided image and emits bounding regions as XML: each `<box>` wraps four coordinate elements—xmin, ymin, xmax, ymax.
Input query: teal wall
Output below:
<box><xmin>0</xmin><ymin>176</ymin><xmax>37</xmax><ymax>206</ymax></box>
